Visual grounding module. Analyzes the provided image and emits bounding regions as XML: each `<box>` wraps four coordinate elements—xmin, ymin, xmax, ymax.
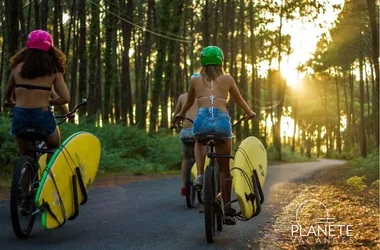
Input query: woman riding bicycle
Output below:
<box><xmin>176</xmin><ymin>46</ymin><xmax>255</xmax><ymax>224</ymax></box>
<box><xmin>5</xmin><ymin>30</ymin><xmax>70</xmax><ymax>158</ymax></box>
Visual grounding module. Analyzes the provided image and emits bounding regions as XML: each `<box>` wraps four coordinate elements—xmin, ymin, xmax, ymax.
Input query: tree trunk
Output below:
<box><xmin>69</xmin><ymin>21</ymin><xmax>79</xmax><ymax>111</ymax></box>
<box><xmin>78</xmin><ymin>0</ymin><xmax>87</xmax><ymax>118</ymax></box>
<box><xmin>18</xmin><ymin>0</ymin><xmax>25</xmax><ymax>42</ymax></box>
<box><xmin>212</xmin><ymin>0</ymin><xmax>220</xmax><ymax>45</ymax></box>
<box><xmin>202</xmin><ymin>0</ymin><xmax>209</xmax><ymax>47</ymax></box>
<box><xmin>120</xmin><ymin>0</ymin><xmax>134</xmax><ymax>125</ymax></box>
<box><xmin>366</xmin><ymin>0</ymin><xmax>379</xmax><ymax>147</ymax></box>
<box><xmin>349</xmin><ymin>69</ymin><xmax>356</xmax><ymax>148</ymax></box>
<box><xmin>335</xmin><ymin>68</ymin><xmax>341</xmax><ymax>153</ymax></box>
<box><xmin>40</xmin><ymin>0</ymin><xmax>48</xmax><ymax>30</ymax></box>
<box><xmin>137</xmin><ymin>0</ymin><xmax>154</xmax><ymax>129</ymax></box>
<box><xmin>34</xmin><ymin>0</ymin><xmax>39</xmax><ymax>29</ymax></box>
<box><xmin>88</xmin><ymin>0</ymin><xmax>100</xmax><ymax>121</ymax></box>
<box><xmin>358</xmin><ymin>47</ymin><xmax>367</xmax><ymax>157</ymax></box>
<box><xmin>26</xmin><ymin>0</ymin><xmax>31</xmax><ymax>35</ymax></box>
<box><xmin>8</xmin><ymin>0</ymin><xmax>20</xmax><ymax>56</ymax></box>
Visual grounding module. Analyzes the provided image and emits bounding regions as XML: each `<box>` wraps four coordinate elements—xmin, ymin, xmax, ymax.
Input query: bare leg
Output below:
<box><xmin>45</xmin><ymin>126</ymin><xmax>60</xmax><ymax>164</ymax></box>
<box><xmin>216</xmin><ymin>139</ymin><xmax>232</xmax><ymax>206</ymax></box>
<box><xmin>194</xmin><ymin>142</ymin><xmax>207</xmax><ymax>176</ymax></box>
<box><xmin>181</xmin><ymin>144</ymin><xmax>192</xmax><ymax>187</ymax></box>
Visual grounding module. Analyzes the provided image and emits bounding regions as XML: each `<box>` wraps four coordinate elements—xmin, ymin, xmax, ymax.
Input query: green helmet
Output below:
<box><xmin>200</xmin><ymin>46</ymin><xmax>223</xmax><ymax>66</ymax></box>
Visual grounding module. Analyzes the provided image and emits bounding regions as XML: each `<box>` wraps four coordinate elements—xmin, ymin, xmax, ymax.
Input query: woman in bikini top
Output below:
<box><xmin>177</xmin><ymin>45</ymin><xmax>255</xmax><ymax>224</ymax></box>
<box><xmin>5</xmin><ymin>30</ymin><xmax>70</xmax><ymax>157</ymax></box>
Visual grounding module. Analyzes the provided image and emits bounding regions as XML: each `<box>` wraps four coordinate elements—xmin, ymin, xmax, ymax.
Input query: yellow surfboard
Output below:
<box><xmin>35</xmin><ymin>132</ymin><xmax>101</xmax><ymax>230</ymax></box>
<box><xmin>231</xmin><ymin>136</ymin><xmax>267</xmax><ymax>219</ymax></box>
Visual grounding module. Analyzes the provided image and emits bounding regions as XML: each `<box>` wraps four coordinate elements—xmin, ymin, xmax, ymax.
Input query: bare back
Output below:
<box><xmin>191</xmin><ymin>75</ymin><xmax>232</xmax><ymax>112</ymax></box>
<box><xmin>10</xmin><ymin>63</ymin><xmax>60</xmax><ymax>108</ymax></box>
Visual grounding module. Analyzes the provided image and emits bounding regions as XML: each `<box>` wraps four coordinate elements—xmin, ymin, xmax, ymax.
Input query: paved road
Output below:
<box><xmin>0</xmin><ymin>159</ymin><xmax>345</xmax><ymax>250</ymax></box>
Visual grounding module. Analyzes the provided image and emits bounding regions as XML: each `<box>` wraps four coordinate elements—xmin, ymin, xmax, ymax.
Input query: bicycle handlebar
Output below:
<box><xmin>56</xmin><ymin>98</ymin><xmax>87</xmax><ymax>125</ymax></box>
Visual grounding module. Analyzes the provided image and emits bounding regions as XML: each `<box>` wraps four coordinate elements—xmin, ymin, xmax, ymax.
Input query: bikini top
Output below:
<box><xmin>15</xmin><ymin>84</ymin><xmax>51</xmax><ymax>92</ymax></box>
<box><xmin>197</xmin><ymin>80</ymin><xmax>227</xmax><ymax>117</ymax></box>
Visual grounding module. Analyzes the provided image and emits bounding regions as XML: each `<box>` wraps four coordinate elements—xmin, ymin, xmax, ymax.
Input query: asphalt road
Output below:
<box><xmin>0</xmin><ymin>159</ymin><xmax>345</xmax><ymax>250</ymax></box>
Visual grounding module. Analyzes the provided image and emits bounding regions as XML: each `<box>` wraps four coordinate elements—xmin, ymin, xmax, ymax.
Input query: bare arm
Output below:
<box><xmin>5</xmin><ymin>71</ymin><xmax>16</xmax><ymax>106</ymax></box>
<box><xmin>179</xmin><ymin>80</ymin><xmax>196</xmax><ymax>116</ymax></box>
<box><xmin>50</xmin><ymin>88</ymin><xmax>70</xmax><ymax>114</ymax></box>
<box><xmin>229</xmin><ymin>78</ymin><xmax>255</xmax><ymax>116</ymax></box>
<box><xmin>50</xmin><ymin>73</ymin><xmax>70</xmax><ymax>106</ymax></box>
<box><xmin>173</xmin><ymin>96</ymin><xmax>183</xmax><ymax>117</ymax></box>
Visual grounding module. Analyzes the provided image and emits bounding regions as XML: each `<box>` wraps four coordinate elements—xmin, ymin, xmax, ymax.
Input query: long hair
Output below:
<box><xmin>200</xmin><ymin>65</ymin><xmax>225</xmax><ymax>81</ymax></box>
<box><xmin>9</xmin><ymin>46</ymin><xmax>66</xmax><ymax>79</ymax></box>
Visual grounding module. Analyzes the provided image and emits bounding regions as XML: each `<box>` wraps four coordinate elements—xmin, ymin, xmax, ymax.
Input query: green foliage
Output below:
<box><xmin>0</xmin><ymin>117</ymin><xmax>18</xmax><ymax>174</ymax></box>
<box><xmin>0</xmin><ymin>116</ymin><xmax>183</xmax><ymax>174</ymax></box>
<box><xmin>350</xmin><ymin>151</ymin><xmax>379</xmax><ymax>183</ymax></box>
<box><xmin>345</xmin><ymin>176</ymin><xmax>367</xmax><ymax>192</ymax></box>
<box><xmin>59</xmin><ymin>121</ymin><xmax>183</xmax><ymax>173</ymax></box>
<box><xmin>266</xmin><ymin>145</ymin><xmax>314</xmax><ymax>163</ymax></box>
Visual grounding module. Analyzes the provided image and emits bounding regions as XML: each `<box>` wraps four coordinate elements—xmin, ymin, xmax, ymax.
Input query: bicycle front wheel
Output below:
<box><xmin>10</xmin><ymin>156</ymin><xmax>37</xmax><ymax>238</ymax></box>
<box><xmin>204</xmin><ymin>164</ymin><xmax>216</xmax><ymax>243</ymax></box>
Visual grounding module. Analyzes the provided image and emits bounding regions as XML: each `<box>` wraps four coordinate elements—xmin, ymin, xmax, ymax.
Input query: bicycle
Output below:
<box><xmin>196</xmin><ymin>116</ymin><xmax>264</xmax><ymax>243</ymax></box>
<box><xmin>170</xmin><ymin>118</ymin><xmax>203</xmax><ymax>208</ymax></box>
<box><xmin>6</xmin><ymin>99</ymin><xmax>87</xmax><ymax>238</ymax></box>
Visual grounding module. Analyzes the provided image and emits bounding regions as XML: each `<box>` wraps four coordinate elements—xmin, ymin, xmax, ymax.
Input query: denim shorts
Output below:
<box><xmin>192</xmin><ymin>108</ymin><xmax>232</xmax><ymax>139</ymax></box>
<box><xmin>11</xmin><ymin>106</ymin><xmax>57</xmax><ymax>136</ymax></box>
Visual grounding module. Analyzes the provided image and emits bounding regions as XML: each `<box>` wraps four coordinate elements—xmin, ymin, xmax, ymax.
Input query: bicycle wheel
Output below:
<box><xmin>215</xmin><ymin>169</ymin><xmax>223</xmax><ymax>232</ymax></box>
<box><xmin>204</xmin><ymin>164</ymin><xmax>216</xmax><ymax>243</ymax></box>
<box><xmin>185</xmin><ymin>158</ymin><xmax>196</xmax><ymax>208</ymax></box>
<box><xmin>10</xmin><ymin>156</ymin><xmax>37</xmax><ymax>238</ymax></box>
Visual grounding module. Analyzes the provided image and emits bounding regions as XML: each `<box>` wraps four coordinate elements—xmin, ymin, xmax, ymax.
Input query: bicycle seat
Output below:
<box><xmin>196</xmin><ymin>134</ymin><xmax>227</xmax><ymax>146</ymax></box>
<box><xmin>182</xmin><ymin>138</ymin><xmax>195</xmax><ymax>145</ymax></box>
<box><xmin>13</xmin><ymin>127</ymin><xmax>48</xmax><ymax>141</ymax></box>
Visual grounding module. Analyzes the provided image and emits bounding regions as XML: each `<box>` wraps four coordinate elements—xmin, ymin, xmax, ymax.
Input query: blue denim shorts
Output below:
<box><xmin>192</xmin><ymin>108</ymin><xmax>232</xmax><ymax>139</ymax></box>
<box><xmin>11</xmin><ymin>106</ymin><xmax>57</xmax><ymax>136</ymax></box>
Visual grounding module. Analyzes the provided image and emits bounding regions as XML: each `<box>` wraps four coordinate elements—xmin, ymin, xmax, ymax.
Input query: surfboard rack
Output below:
<box><xmin>251</xmin><ymin>169</ymin><xmax>264</xmax><ymax>217</ymax></box>
<box><xmin>68</xmin><ymin>175</ymin><xmax>79</xmax><ymax>220</ymax></box>
<box><xmin>75</xmin><ymin>167</ymin><xmax>88</xmax><ymax>205</ymax></box>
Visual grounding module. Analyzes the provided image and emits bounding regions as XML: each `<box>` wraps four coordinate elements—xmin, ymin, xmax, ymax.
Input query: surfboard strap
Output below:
<box><xmin>60</xmin><ymin>146</ymin><xmax>89</xmax><ymax>204</ymax></box>
<box><xmin>46</xmin><ymin>168</ymin><xmax>67</xmax><ymax>226</ymax></box>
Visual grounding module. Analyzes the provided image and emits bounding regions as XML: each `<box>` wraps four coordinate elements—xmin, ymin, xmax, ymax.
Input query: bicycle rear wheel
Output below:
<box><xmin>204</xmin><ymin>164</ymin><xmax>216</xmax><ymax>243</ymax></box>
<box><xmin>10</xmin><ymin>156</ymin><xmax>37</xmax><ymax>238</ymax></box>
<box><xmin>185</xmin><ymin>158</ymin><xmax>196</xmax><ymax>208</ymax></box>
<box><xmin>215</xmin><ymin>169</ymin><xmax>223</xmax><ymax>232</ymax></box>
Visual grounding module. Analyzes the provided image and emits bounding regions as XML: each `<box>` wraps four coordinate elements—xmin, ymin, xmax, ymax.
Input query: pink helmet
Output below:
<box><xmin>26</xmin><ymin>30</ymin><xmax>53</xmax><ymax>51</ymax></box>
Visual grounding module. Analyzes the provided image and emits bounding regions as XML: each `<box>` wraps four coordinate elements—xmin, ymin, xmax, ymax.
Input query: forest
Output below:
<box><xmin>0</xmin><ymin>0</ymin><xmax>378</xmax><ymax>165</ymax></box>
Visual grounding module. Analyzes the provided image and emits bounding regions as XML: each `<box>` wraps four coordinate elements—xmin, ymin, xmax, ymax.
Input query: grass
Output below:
<box><xmin>0</xmin><ymin>116</ymin><xmax>183</xmax><ymax>175</ymax></box>
<box><xmin>349</xmin><ymin>150</ymin><xmax>379</xmax><ymax>183</ymax></box>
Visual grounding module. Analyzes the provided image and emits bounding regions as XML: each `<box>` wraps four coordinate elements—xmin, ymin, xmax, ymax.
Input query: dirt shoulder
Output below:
<box><xmin>255</xmin><ymin>164</ymin><xmax>379</xmax><ymax>249</ymax></box>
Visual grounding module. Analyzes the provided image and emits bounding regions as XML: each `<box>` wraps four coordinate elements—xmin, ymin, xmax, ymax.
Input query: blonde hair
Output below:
<box><xmin>200</xmin><ymin>65</ymin><xmax>225</xmax><ymax>81</ymax></box>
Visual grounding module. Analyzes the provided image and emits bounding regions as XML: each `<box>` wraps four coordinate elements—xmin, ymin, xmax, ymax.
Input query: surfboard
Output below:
<box><xmin>231</xmin><ymin>136</ymin><xmax>267</xmax><ymax>219</ymax></box>
<box><xmin>35</xmin><ymin>132</ymin><xmax>101</xmax><ymax>230</ymax></box>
